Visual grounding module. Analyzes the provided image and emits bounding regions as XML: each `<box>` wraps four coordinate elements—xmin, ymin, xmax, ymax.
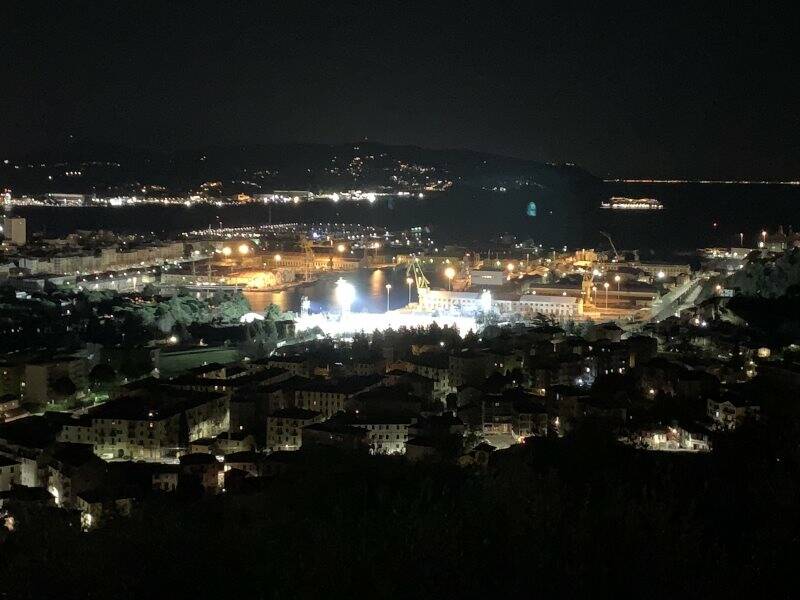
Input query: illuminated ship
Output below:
<box><xmin>601</xmin><ymin>196</ymin><xmax>664</xmax><ymax>210</ymax></box>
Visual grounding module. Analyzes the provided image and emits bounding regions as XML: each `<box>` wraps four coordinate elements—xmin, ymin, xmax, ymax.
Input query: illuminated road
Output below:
<box><xmin>649</xmin><ymin>276</ymin><xmax>707</xmax><ymax>322</ymax></box>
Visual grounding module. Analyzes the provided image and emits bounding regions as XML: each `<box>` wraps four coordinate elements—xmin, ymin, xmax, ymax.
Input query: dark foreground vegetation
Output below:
<box><xmin>2</xmin><ymin>420</ymin><xmax>799</xmax><ymax>600</ymax></box>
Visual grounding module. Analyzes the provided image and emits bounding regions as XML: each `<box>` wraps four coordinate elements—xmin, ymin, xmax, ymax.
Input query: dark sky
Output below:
<box><xmin>2</xmin><ymin>1</ymin><xmax>799</xmax><ymax>178</ymax></box>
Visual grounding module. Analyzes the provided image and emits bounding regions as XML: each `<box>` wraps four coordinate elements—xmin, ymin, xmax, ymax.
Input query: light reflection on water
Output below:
<box><xmin>242</xmin><ymin>267</ymin><xmax>420</xmax><ymax>314</ymax></box>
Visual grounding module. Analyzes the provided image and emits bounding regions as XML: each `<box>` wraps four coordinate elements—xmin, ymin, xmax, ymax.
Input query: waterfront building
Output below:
<box><xmin>416</xmin><ymin>288</ymin><xmax>583</xmax><ymax>319</ymax></box>
<box><xmin>469</xmin><ymin>270</ymin><xmax>507</xmax><ymax>287</ymax></box>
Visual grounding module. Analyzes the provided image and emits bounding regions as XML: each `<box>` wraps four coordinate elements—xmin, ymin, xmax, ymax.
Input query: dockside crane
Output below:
<box><xmin>599</xmin><ymin>231</ymin><xmax>621</xmax><ymax>262</ymax></box>
<box><xmin>405</xmin><ymin>256</ymin><xmax>430</xmax><ymax>290</ymax></box>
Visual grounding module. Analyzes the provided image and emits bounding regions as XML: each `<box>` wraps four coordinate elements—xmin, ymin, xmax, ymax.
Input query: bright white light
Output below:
<box><xmin>331</xmin><ymin>193</ymin><xmax>340</xmax><ymax>203</ymax></box>
<box><xmin>238</xmin><ymin>244</ymin><xmax>249</xmax><ymax>255</ymax></box>
<box><xmin>295</xmin><ymin>311</ymin><xmax>476</xmax><ymax>337</ymax></box>
<box><xmin>656</xmin><ymin>271</ymin><xmax>665</xmax><ymax>279</ymax></box>
<box><xmin>81</xmin><ymin>512</ymin><xmax>94</xmax><ymax>531</ymax></box>
<box><xmin>335</xmin><ymin>278</ymin><xmax>356</xmax><ymax>313</ymax></box>
<box><xmin>480</xmin><ymin>289</ymin><xmax>492</xmax><ymax>312</ymax></box>
<box><xmin>222</xmin><ymin>247</ymin><xmax>232</xmax><ymax>256</ymax></box>
<box><xmin>168</xmin><ymin>335</ymin><xmax>179</xmax><ymax>344</ymax></box>
<box><xmin>366</xmin><ymin>192</ymin><xmax>376</xmax><ymax>203</ymax></box>
<box><xmin>240</xmin><ymin>312</ymin><xmax>265</xmax><ymax>324</ymax></box>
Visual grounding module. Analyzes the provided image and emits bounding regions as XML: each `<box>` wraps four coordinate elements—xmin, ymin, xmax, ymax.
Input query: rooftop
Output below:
<box><xmin>0</xmin><ymin>455</ymin><xmax>20</xmax><ymax>467</ymax></box>
<box><xmin>89</xmin><ymin>388</ymin><xmax>226</xmax><ymax>421</ymax></box>
<box><xmin>270</xmin><ymin>407</ymin><xmax>321</xmax><ymax>420</ymax></box>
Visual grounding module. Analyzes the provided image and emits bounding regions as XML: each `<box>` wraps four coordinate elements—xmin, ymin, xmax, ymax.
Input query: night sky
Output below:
<box><xmin>2</xmin><ymin>2</ymin><xmax>798</xmax><ymax>178</ymax></box>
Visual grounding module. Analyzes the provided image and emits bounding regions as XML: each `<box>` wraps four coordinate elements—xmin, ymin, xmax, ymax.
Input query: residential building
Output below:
<box><xmin>293</xmin><ymin>375</ymin><xmax>381</xmax><ymax>418</ymax></box>
<box><xmin>46</xmin><ymin>443</ymin><xmax>107</xmax><ymax>508</ymax></box>
<box><xmin>178</xmin><ymin>453</ymin><xmax>222</xmax><ymax>493</ymax></box>
<box><xmin>2</xmin><ymin>217</ymin><xmax>26</xmax><ymax>245</ymax></box>
<box><xmin>708</xmin><ymin>397</ymin><xmax>760</xmax><ymax>429</ymax></box>
<box><xmin>23</xmin><ymin>356</ymin><xmax>88</xmax><ymax>408</ymax></box>
<box><xmin>338</xmin><ymin>413</ymin><xmax>414</xmax><ymax>455</ymax></box>
<box><xmin>267</xmin><ymin>408</ymin><xmax>322</xmax><ymax>452</ymax></box>
<box><xmin>0</xmin><ymin>455</ymin><xmax>21</xmax><ymax>492</ymax></box>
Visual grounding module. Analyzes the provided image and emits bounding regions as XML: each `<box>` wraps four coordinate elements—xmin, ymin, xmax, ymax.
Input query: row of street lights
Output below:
<box><xmin>385</xmin><ymin>277</ymin><xmax>416</xmax><ymax>311</ymax></box>
<box><xmin>335</xmin><ymin>277</ymin><xmax>413</xmax><ymax>316</ymax></box>
<box><xmin>220</xmin><ymin>244</ymin><xmax>251</xmax><ymax>256</ymax></box>
<box><xmin>590</xmin><ymin>274</ymin><xmax>622</xmax><ymax>309</ymax></box>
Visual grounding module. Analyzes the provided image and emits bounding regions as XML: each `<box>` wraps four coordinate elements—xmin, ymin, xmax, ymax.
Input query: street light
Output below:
<box><xmin>337</xmin><ymin>243</ymin><xmax>346</xmax><ymax>253</ymax></box>
<box><xmin>238</xmin><ymin>244</ymin><xmax>249</xmax><ymax>255</ymax></box>
<box><xmin>444</xmin><ymin>266</ymin><xmax>456</xmax><ymax>291</ymax></box>
<box><xmin>221</xmin><ymin>247</ymin><xmax>232</xmax><ymax>256</ymax></box>
<box><xmin>274</xmin><ymin>254</ymin><xmax>282</xmax><ymax>264</ymax></box>
<box><xmin>603</xmin><ymin>281</ymin><xmax>610</xmax><ymax>309</ymax></box>
<box><xmin>614</xmin><ymin>274</ymin><xmax>621</xmax><ymax>299</ymax></box>
<box><xmin>385</xmin><ymin>283</ymin><xmax>392</xmax><ymax>312</ymax></box>
<box><xmin>406</xmin><ymin>276</ymin><xmax>414</xmax><ymax>303</ymax></box>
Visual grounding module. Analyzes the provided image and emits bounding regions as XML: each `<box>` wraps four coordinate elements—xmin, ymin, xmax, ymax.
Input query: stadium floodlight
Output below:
<box><xmin>335</xmin><ymin>278</ymin><xmax>356</xmax><ymax>314</ymax></box>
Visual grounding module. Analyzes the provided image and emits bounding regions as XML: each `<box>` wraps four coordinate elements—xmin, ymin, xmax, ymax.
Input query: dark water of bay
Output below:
<box><xmin>599</xmin><ymin>182</ymin><xmax>800</xmax><ymax>260</ymax></box>
<box><xmin>6</xmin><ymin>182</ymin><xmax>800</xmax><ymax>261</ymax></box>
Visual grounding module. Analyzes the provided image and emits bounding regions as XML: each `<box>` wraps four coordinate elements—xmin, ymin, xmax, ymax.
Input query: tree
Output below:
<box><xmin>264</xmin><ymin>303</ymin><xmax>282</xmax><ymax>321</ymax></box>
<box><xmin>141</xmin><ymin>283</ymin><xmax>158</xmax><ymax>299</ymax></box>
<box><xmin>217</xmin><ymin>294</ymin><xmax>251</xmax><ymax>323</ymax></box>
<box><xmin>89</xmin><ymin>364</ymin><xmax>117</xmax><ymax>390</ymax></box>
<box><xmin>50</xmin><ymin>376</ymin><xmax>77</xmax><ymax>400</ymax></box>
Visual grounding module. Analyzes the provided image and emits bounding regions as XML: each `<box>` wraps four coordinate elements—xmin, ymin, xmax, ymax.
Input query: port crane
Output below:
<box><xmin>599</xmin><ymin>231</ymin><xmax>621</xmax><ymax>262</ymax></box>
<box><xmin>405</xmin><ymin>256</ymin><xmax>430</xmax><ymax>290</ymax></box>
<box><xmin>299</xmin><ymin>236</ymin><xmax>315</xmax><ymax>280</ymax></box>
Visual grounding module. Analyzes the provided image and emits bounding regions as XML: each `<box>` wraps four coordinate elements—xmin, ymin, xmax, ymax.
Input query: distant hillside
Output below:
<box><xmin>0</xmin><ymin>140</ymin><xmax>598</xmax><ymax>198</ymax></box>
